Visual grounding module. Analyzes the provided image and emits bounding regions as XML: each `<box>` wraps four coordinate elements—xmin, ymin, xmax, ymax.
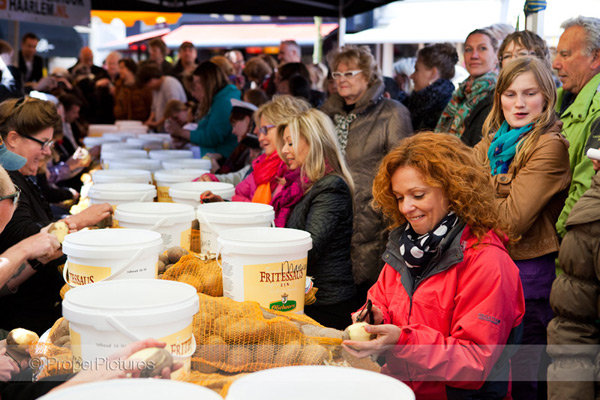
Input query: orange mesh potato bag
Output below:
<box><xmin>162</xmin><ymin>254</ymin><xmax>223</xmax><ymax>297</ymax></box>
<box><xmin>191</xmin><ymin>293</ymin><xmax>340</xmax><ymax>375</ymax></box>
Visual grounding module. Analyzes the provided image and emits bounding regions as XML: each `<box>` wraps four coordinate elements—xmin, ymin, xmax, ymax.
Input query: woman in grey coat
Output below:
<box><xmin>321</xmin><ymin>45</ymin><xmax>413</xmax><ymax>300</ymax></box>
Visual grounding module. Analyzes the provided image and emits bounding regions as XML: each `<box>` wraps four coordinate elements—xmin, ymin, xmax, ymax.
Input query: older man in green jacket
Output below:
<box><xmin>554</xmin><ymin>16</ymin><xmax>600</xmax><ymax>237</ymax></box>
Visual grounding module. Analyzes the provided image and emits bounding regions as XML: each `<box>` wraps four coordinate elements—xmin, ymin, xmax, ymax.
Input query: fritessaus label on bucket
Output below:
<box><xmin>223</xmin><ymin>258</ymin><xmax>307</xmax><ymax>313</ymax></box>
<box><xmin>68</xmin><ymin>263</ymin><xmax>111</xmax><ymax>286</ymax></box>
<box><xmin>157</xmin><ymin>186</ymin><xmax>173</xmax><ymax>202</ymax></box>
<box><xmin>199</xmin><ymin>223</ymin><xmax>216</xmax><ymax>254</ymax></box>
<box><xmin>70</xmin><ymin>328</ymin><xmax>83</xmax><ymax>372</ymax></box>
<box><xmin>159</xmin><ymin>324</ymin><xmax>194</xmax><ymax>380</ymax></box>
<box><xmin>180</xmin><ymin>227</ymin><xmax>192</xmax><ymax>251</ymax></box>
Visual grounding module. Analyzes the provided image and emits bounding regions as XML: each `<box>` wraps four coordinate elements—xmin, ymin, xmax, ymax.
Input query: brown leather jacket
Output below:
<box><xmin>474</xmin><ymin>120</ymin><xmax>571</xmax><ymax>260</ymax></box>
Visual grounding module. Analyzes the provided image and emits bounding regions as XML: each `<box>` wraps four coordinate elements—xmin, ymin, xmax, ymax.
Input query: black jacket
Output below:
<box><xmin>461</xmin><ymin>96</ymin><xmax>493</xmax><ymax>147</ymax></box>
<box><xmin>18</xmin><ymin>52</ymin><xmax>43</xmax><ymax>83</ymax></box>
<box><xmin>0</xmin><ymin>171</ymin><xmax>64</xmax><ymax>334</ymax></box>
<box><xmin>285</xmin><ymin>174</ymin><xmax>355</xmax><ymax>305</ymax></box>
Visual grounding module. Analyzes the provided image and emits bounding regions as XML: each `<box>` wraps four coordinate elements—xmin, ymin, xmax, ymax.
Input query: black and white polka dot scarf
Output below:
<box><xmin>399</xmin><ymin>211</ymin><xmax>458</xmax><ymax>269</ymax></box>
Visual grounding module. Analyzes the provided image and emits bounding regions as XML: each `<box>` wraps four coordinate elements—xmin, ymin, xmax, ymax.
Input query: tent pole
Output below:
<box><xmin>9</xmin><ymin>21</ymin><xmax>20</xmax><ymax>66</ymax></box>
<box><xmin>338</xmin><ymin>0</ymin><xmax>346</xmax><ymax>48</ymax></box>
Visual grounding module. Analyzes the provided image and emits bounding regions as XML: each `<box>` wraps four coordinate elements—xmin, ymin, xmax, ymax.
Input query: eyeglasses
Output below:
<box><xmin>500</xmin><ymin>51</ymin><xmax>536</xmax><ymax>62</ymax></box>
<box><xmin>258</xmin><ymin>125</ymin><xmax>275</xmax><ymax>135</ymax></box>
<box><xmin>0</xmin><ymin>185</ymin><xmax>21</xmax><ymax>206</ymax></box>
<box><xmin>332</xmin><ymin>70</ymin><xmax>363</xmax><ymax>80</ymax></box>
<box><xmin>22</xmin><ymin>134</ymin><xmax>54</xmax><ymax>150</ymax></box>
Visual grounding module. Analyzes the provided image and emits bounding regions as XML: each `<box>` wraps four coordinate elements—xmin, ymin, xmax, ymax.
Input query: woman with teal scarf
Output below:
<box><xmin>474</xmin><ymin>57</ymin><xmax>571</xmax><ymax>400</ymax></box>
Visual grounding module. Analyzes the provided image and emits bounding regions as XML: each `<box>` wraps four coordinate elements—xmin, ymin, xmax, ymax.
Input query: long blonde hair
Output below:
<box><xmin>276</xmin><ymin>108</ymin><xmax>354</xmax><ymax>193</ymax></box>
<box><xmin>482</xmin><ymin>57</ymin><xmax>558</xmax><ymax>171</ymax></box>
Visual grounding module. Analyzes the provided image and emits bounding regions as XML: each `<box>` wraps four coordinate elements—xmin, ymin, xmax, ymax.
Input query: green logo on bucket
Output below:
<box><xmin>269</xmin><ymin>292</ymin><xmax>296</xmax><ymax>312</ymax></box>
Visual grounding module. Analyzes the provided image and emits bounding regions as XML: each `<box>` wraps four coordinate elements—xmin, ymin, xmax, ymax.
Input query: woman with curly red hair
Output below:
<box><xmin>343</xmin><ymin>132</ymin><xmax>525</xmax><ymax>399</ymax></box>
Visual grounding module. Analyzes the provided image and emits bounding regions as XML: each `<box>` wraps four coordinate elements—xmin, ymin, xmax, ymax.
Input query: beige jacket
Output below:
<box><xmin>474</xmin><ymin>121</ymin><xmax>571</xmax><ymax>260</ymax></box>
<box><xmin>321</xmin><ymin>80</ymin><xmax>413</xmax><ymax>286</ymax></box>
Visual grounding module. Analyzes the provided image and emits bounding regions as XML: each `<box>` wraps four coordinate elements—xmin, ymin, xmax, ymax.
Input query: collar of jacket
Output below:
<box><xmin>382</xmin><ymin>221</ymin><xmax>466</xmax><ymax>297</ymax></box>
<box><xmin>555</xmin><ymin>72</ymin><xmax>600</xmax><ymax>122</ymax></box>
<box><xmin>321</xmin><ymin>79</ymin><xmax>385</xmax><ymax>116</ymax></box>
<box><xmin>566</xmin><ymin>172</ymin><xmax>600</xmax><ymax>227</ymax></box>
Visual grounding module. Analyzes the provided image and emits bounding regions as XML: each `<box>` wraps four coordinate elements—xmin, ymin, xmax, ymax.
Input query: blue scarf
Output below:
<box><xmin>487</xmin><ymin>121</ymin><xmax>534</xmax><ymax>176</ymax></box>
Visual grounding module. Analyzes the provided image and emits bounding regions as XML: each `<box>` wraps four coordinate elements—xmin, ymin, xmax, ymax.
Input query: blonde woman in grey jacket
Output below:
<box><xmin>321</xmin><ymin>45</ymin><xmax>413</xmax><ymax>301</ymax></box>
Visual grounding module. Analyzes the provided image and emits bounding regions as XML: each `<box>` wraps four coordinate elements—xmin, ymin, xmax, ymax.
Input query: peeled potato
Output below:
<box><xmin>345</xmin><ymin>322</ymin><xmax>375</xmax><ymax>342</ymax></box>
<box><xmin>7</xmin><ymin>328</ymin><xmax>39</xmax><ymax>353</ymax></box>
<box><xmin>48</xmin><ymin>221</ymin><xmax>69</xmax><ymax>243</ymax></box>
<box><xmin>128</xmin><ymin>347</ymin><xmax>173</xmax><ymax>378</ymax></box>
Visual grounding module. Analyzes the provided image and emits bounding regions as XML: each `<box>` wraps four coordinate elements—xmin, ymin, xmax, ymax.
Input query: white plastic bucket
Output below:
<box><xmin>170</xmin><ymin>182</ymin><xmax>235</xmax><ymax>207</ymax></box>
<box><xmin>83</xmin><ymin>136</ymin><xmax>120</xmax><ymax>148</ymax></box>
<box><xmin>226</xmin><ymin>366</ymin><xmax>415</xmax><ymax>400</ymax></box>
<box><xmin>149</xmin><ymin>150</ymin><xmax>194</xmax><ymax>162</ymax></box>
<box><xmin>217</xmin><ymin>227</ymin><xmax>311</xmax><ymax>314</ymax></box>
<box><xmin>37</xmin><ymin>379</ymin><xmax>221</xmax><ymax>400</ymax></box>
<box><xmin>102</xmin><ymin>132</ymin><xmax>138</xmax><ymax>142</ymax></box>
<box><xmin>62</xmin><ymin>280</ymin><xmax>199</xmax><ymax>379</ymax></box>
<box><xmin>116</xmin><ymin>119</ymin><xmax>144</xmax><ymax>127</ymax></box>
<box><xmin>108</xmin><ymin>159</ymin><xmax>163</xmax><ymax>175</ymax></box>
<box><xmin>127</xmin><ymin>135</ymin><xmax>171</xmax><ymax>151</ymax></box>
<box><xmin>162</xmin><ymin>158</ymin><xmax>212</xmax><ymax>171</ymax></box>
<box><xmin>114</xmin><ymin>202</ymin><xmax>196</xmax><ymax>251</ymax></box>
<box><xmin>88</xmin><ymin>124</ymin><xmax>118</xmax><ymax>137</ymax></box>
<box><xmin>88</xmin><ymin>183</ymin><xmax>156</xmax><ymax>209</ymax></box>
<box><xmin>100</xmin><ymin>142</ymin><xmax>142</xmax><ymax>153</ymax></box>
<box><xmin>154</xmin><ymin>169</ymin><xmax>210</xmax><ymax>202</ymax></box>
<box><xmin>62</xmin><ymin>229</ymin><xmax>163</xmax><ymax>287</ymax></box>
<box><xmin>92</xmin><ymin>169</ymin><xmax>152</xmax><ymax>185</ymax></box>
<box><xmin>101</xmin><ymin>149</ymin><xmax>149</xmax><ymax>169</ymax></box>
<box><xmin>196</xmin><ymin>202</ymin><xmax>273</xmax><ymax>254</ymax></box>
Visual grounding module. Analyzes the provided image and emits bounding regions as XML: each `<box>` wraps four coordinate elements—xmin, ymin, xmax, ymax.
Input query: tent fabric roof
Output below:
<box><xmin>90</xmin><ymin>0</ymin><xmax>397</xmax><ymax>18</ymax></box>
<box><xmin>162</xmin><ymin>23</ymin><xmax>338</xmax><ymax>48</ymax></box>
<box><xmin>97</xmin><ymin>28</ymin><xmax>171</xmax><ymax>50</ymax></box>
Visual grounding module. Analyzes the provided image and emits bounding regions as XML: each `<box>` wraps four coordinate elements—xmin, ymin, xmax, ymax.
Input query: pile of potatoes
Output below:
<box><xmin>48</xmin><ymin>318</ymin><xmax>71</xmax><ymax>349</ymax></box>
<box><xmin>157</xmin><ymin>246</ymin><xmax>188</xmax><ymax>278</ymax></box>
<box><xmin>191</xmin><ymin>296</ymin><xmax>333</xmax><ymax>374</ymax></box>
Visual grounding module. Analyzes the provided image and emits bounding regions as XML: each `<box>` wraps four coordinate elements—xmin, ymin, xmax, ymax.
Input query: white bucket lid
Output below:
<box><xmin>92</xmin><ymin>169</ymin><xmax>152</xmax><ymax>184</ymax></box>
<box><xmin>100</xmin><ymin>142</ymin><xmax>142</xmax><ymax>152</ymax></box>
<box><xmin>115</xmin><ymin>202</ymin><xmax>196</xmax><ymax>225</ymax></box>
<box><xmin>101</xmin><ymin>149</ymin><xmax>149</xmax><ymax>161</ymax></box>
<box><xmin>62</xmin><ymin>279</ymin><xmax>199</xmax><ymax>329</ymax></box>
<box><xmin>116</xmin><ymin>119</ymin><xmax>144</xmax><ymax>126</ymax></box>
<box><xmin>89</xmin><ymin>183</ymin><xmax>157</xmax><ymax>202</ymax></box>
<box><xmin>162</xmin><ymin>158</ymin><xmax>212</xmax><ymax>170</ymax></box>
<box><xmin>83</xmin><ymin>136</ymin><xmax>119</xmax><ymax>147</ymax></box>
<box><xmin>226</xmin><ymin>366</ymin><xmax>415</xmax><ymax>400</ymax></box>
<box><xmin>102</xmin><ymin>132</ymin><xmax>138</xmax><ymax>141</ymax></box>
<box><xmin>149</xmin><ymin>150</ymin><xmax>194</xmax><ymax>161</ymax></box>
<box><xmin>126</xmin><ymin>137</ymin><xmax>163</xmax><ymax>146</ymax></box>
<box><xmin>154</xmin><ymin>169</ymin><xmax>209</xmax><ymax>184</ymax></box>
<box><xmin>197</xmin><ymin>202</ymin><xmax>274</xmax><ymax>224</ymax></box>
<box><xmin>63</xmin><ymin>229</ymin><xmax>163</xmax><ymax>259</ymax></box>
<box><xmin>170</xmin><ymin>182</ymin><xmax>235</xmax><ymax>202</ymax></box>
<box><xmin>218</xmin><ymin>227</ymin><xmax>311</xmax><ymax>255</ymax></box>
<box><xmin>108</xmin><ymin>159</ymin><xmax>162</xmax><ymax>172</ymax></box>
<box><xmin>38</xmin><ymin>379</ymin><xmax>220</xmax><ymax>400</ymax></box>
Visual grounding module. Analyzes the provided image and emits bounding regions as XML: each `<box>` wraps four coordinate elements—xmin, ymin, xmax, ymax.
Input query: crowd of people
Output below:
<box><xmin>0</xmin><ymin>14</ymin><xmax>599</xmax><ymax>400</ymax></box>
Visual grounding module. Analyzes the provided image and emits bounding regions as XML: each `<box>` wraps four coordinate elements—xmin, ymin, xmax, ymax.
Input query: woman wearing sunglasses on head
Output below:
<box><xmin>200</xmin><ymin>95</ymin><xmax>310</xmax><ymax>227</ymax></box>
<box><xmin>0</xmin><ymin>97</ymin><xmax>112</xmax><ymax>334</ymax></box>
<box><xmin>320</xmin><ymin>45</ymin><xmax>413</xmax><ymax>303</ymax></box>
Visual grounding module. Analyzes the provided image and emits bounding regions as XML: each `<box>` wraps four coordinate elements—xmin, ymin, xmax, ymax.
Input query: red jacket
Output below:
<box><xmin>367</xmin><ymin>224</ymin><xmax>525</xmax><ymax>399</ymax></box>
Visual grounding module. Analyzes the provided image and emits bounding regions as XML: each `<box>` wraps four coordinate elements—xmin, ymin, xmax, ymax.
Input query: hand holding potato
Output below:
<box><xmin>342</xmin><ymin>324</ymin><xmax>401</xmax><ymax>359</ymax></box>
<box><xmin>0</xmin><ymin>348</ymin><xmax>20</xmax><ymax>382</ymax></box>
<box><xmin>200</xmin><ymin>191</ymin><xmax>223</xmax><ymax>203</ymax></box>
<box><xmin>17</xmin><ymin>231</ymin><xmax>61</xmax><ymax>264</ymax></box>
<box><xmin>66</xmin><ymin>203</ymin><xmax>113</xmax><ymax>231</ymax></box>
